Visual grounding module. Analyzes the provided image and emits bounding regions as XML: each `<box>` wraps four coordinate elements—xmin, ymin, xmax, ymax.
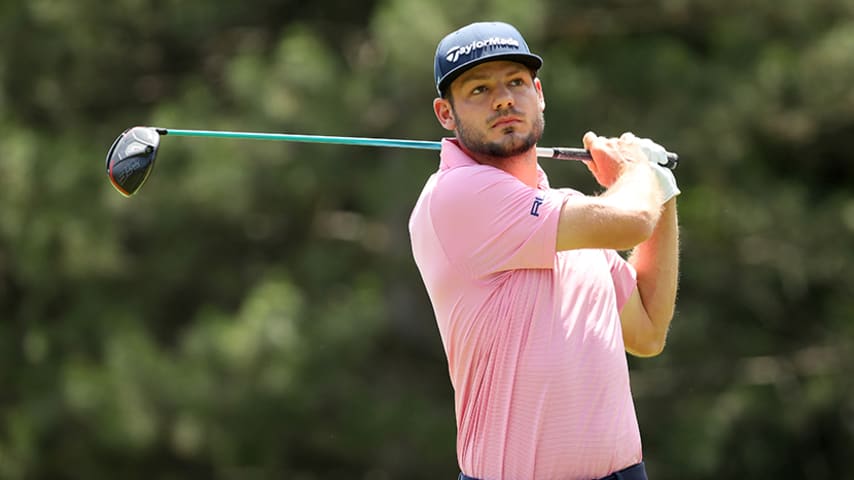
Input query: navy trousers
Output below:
<box><xmin>458</xmin><ymin>461</ymin><xmax>647</xmax><ymax>480</ymax></box>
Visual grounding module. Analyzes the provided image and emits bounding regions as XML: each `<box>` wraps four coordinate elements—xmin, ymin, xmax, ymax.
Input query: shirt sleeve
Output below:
<box><xmin>429</xmin><ymin>165</ymin><xmax>565</xmax><ymax>278</ymax></box>
<box><xmin>604</xmin><ymin>249</ymin><xmax>638</xmax><ymax>311</ymax></box>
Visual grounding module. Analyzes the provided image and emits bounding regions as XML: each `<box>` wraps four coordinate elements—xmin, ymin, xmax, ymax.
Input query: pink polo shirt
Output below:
<box><xmin>409</xmin><ymin>139</ymin><xmax>642</xmax><ymax>480</ymax></box>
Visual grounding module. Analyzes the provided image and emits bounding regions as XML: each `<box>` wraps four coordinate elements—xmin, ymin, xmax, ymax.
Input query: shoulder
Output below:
<box><xmin>430</xmin><ymin>166</ymin><xmax>542</xmax><ymax>223</ymax></box>
<box><xmin>435</xmin><ymin>164</ymin><xmax>527</xmax><ymax>200</ymax></box>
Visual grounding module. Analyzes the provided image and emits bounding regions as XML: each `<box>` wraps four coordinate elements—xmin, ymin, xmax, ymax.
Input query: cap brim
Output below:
<box><xmin>437</xmin><ymin>53</ymin><xmax>543</xmax><ymax>95</ymax></box>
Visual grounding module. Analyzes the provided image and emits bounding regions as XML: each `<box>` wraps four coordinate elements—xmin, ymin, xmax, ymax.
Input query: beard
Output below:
<box><xmin>452</xmin><ymin>107</ymin><xmax>545</xmax><ymax>158</ymax></box>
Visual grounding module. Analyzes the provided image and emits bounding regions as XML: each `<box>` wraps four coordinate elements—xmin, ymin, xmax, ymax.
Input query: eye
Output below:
<box><xmin>471</xmin><ymin>85</ymin><xmax>487</xmax><ymax>95</ymax></box>
<box><xmin>508</xmin><ymin>77</ymin><xmax>526</xmax><ymax>87</ymax></box>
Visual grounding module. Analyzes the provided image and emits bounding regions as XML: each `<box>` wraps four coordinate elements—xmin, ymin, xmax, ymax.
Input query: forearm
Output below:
<box><xmin>556</xmin><ymin>162</ymin><xmax>663</xmax><ymax>251</ymax></box>
<box><xmin>595</xmin><ymin>162</ymin><xmax>664</xmax><ymax>242</ymax></box>
<box><xmin>628</xmin><ymin>199</ymin><xmax>679</xmax><ymax>331</ymax></box>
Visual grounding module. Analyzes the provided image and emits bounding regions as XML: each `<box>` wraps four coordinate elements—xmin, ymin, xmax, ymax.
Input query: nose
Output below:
<box><xmin>492</xmin><ymin>85</ymin><xmax>514</xmax><ymax>111</ymax></box>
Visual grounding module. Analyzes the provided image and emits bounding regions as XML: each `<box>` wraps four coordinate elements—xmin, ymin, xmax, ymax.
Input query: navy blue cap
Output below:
<box><xmin>434</xmin><ymin>22</ymin><xmax>543</xmax><ymax>96</ymax></box>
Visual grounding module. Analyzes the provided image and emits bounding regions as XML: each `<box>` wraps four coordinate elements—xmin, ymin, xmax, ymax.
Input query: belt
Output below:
<box><xmin>458</xmin><ymin>461</ymin><xmax>647</xmax><ymax>480</ymax></box>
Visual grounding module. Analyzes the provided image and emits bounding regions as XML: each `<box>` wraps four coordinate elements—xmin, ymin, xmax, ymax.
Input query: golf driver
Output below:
<box><xmin>105</xmin><ymin>126</ymin><xmax>679</xmax><ymax>197</ymax></box>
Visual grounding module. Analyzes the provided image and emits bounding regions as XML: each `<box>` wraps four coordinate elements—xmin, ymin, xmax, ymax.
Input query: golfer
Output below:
<box><xmin>409</xmin><ymin>22</ymin><xmax>680</xmax><ymax>480</ymax></box>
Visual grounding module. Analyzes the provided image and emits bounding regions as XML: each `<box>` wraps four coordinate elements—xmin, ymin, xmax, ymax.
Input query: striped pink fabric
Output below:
<box><xmin>409</xmin><ymin>139</ymin><xmax>642</xmax><ymax>480</ymax></box>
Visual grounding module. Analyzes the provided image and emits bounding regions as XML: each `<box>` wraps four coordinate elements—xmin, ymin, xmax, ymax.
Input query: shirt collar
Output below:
<box><xmin>439</xmin><ymin>138</ymin><xmax>475</xmax><ymax>170</ymax></box>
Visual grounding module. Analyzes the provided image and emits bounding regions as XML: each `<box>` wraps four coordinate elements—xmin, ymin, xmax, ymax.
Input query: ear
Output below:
<box><xmin>433</xmin><ymin>97</ymin><xmax>456</xmax><ymax>131</ymax></box>
<box><xmin>534</xmin><ymin>78</ymin><xmax>546</xmax><ymax>112</ymax></box>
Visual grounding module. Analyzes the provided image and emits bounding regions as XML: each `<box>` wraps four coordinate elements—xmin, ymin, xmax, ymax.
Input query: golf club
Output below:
<box><xmin>105</xmin><ymin>126</ymin><xmax>679</xmax><ymax>197</ymax></box>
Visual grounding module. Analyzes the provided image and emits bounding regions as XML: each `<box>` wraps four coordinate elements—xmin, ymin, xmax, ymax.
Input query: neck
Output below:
<box><xmin>460</xmin><ymin>143</ymin><xmax>540</xmax><ymax>188</ymax></box>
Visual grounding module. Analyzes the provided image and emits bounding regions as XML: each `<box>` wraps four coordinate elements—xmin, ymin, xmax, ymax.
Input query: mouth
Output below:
<box><xmin>491</xmin><ymin>116</ymin><xmax>523</xmax><ymax>129</ymax></box>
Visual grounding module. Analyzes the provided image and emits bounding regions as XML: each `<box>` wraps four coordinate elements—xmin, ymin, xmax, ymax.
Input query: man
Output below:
<box><xmin>408</xmin><ymin>22</ymin><xmax>680</xmax><ymax>480</ymax></box>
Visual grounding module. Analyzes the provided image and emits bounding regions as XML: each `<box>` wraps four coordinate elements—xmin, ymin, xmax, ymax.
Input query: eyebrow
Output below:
<box><xmin>459</xmin><ymin>67</ymin><xmax>527</xmax><ymax>84</ymax></box>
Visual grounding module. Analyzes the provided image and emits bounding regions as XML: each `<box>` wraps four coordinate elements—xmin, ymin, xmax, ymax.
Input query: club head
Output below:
<box><xmin>105</xmin><ymin>126</ymin><xmax>161</xmax><ymax>197</ymax></box>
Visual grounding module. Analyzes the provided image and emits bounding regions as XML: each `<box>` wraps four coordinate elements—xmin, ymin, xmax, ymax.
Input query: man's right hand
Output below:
<box><xmin>582</xmin><ymin>131</ymin><xmax>651</xmax><ymax>188</ymax></box>
<box><xmin>556</xmin><ymin>131</ymin><xmax>665</xmax><ymax>252</ymax></box>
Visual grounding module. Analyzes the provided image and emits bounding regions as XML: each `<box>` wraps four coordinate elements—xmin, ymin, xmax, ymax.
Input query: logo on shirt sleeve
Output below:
<box><xmin>530</xmin><ymin>196</ymin><xmax>544</xmax><ymax>217</ymax></box>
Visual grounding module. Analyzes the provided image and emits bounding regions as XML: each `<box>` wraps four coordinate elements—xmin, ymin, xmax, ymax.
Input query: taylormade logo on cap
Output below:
<box><xmin>444</xmin><ymin>37</ymin><xmax>521</xmax><ymax>63</ymax></box>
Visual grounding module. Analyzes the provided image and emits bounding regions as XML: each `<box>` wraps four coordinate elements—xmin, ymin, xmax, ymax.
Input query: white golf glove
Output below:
<box><xmin>638</xmin><ymin>137</ymin><xmax>680</xmax><ymax>203</ymax></box>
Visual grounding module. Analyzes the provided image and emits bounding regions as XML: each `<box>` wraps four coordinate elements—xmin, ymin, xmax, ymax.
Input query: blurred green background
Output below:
<box><xmin>1</xmin><ymin>0</ymin><xmax>853</xmax><ymax>478</ymax></box>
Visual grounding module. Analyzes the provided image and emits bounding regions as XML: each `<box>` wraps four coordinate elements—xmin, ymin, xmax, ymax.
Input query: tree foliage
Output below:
<box><xmin>1</xmin><ymin>0</ymin><xmax>852</xmax><ymax>478</ymax></box>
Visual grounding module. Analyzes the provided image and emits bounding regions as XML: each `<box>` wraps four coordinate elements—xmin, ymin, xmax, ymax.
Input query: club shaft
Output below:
<box><xmin>157</xmin><ymin>128</ymin><xmax>589</xmax><ymax>161</ymax></box>
<box><xmin>155</xmin><ymin>128</ymin><xmax>678</xmax><ymax>166</ymax></box>
<box><xmin>158</xmin><ymin>128</ymin><xmax>444</xmax><ymax>152</ymax></box>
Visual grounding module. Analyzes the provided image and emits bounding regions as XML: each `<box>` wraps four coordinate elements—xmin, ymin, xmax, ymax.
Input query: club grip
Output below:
<box><xmin>546</xmin><ymin>147</ymin><xmax>679</xmax><ymax>170</ymax></box>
